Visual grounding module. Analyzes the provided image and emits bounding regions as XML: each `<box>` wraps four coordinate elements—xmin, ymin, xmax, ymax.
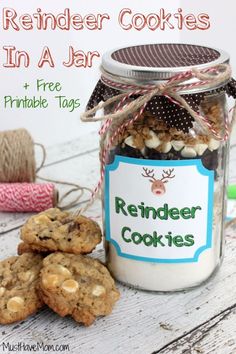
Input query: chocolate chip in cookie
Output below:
<box><xmin>17</xmin><ymin>242</ymin><xmax>50</xmax><ymax>256</ymax></box>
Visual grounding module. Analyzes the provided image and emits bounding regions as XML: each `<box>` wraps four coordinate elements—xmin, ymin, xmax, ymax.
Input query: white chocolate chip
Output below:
<box><xmin>194</xmin><ymin>143</ymin><xmax>208</xmax><ymax>156</ymax></box>
<box><xmin>34</xmin><ymin>215</ymin><xmax>51</xmax><ymax>224</ymax></box>
<box><xmin>140</xmin><ymin>147</ymin><xmax>146</xmax><ymax>156</ymax></box>
<box><xmin>145</xmin><ymin>131</ymin><xmax>161</xmax><ymax>149</ymax></box>
<box><xmin>171</xmin><ymin>140</ymin><xmax>184</xmax><ymax>151</ymax></box>
<box><xmin>55</xmin><ymin>265</ymin><xmax>72</xmax><ymax>277</ymax></box>
<box><xmin>124</xmin><ymin>136</ymin><xmax>136</xmax><ymax>148</ymax></box>
<box><xmin>42</xmin><ymin>274</ymin><xmax>61</xmax><ymax>288</ymax></box>
<box><xmin>7</xmin><ymin>297</ymin><xmax>24</xmax><ymax>313</ymax></box>
<box><xmin>162</xmin><ymin>142</ymin><xmax>172</xmax><ymax>153</ymax></box>
<box><xmin>18</xmin><ymin>271</ymin><xmax>35</xmax><ymax>283</ymax></box>
<box><xmin>208</xmin><ymin>138</ymin><xmax>220</xmax><ymax>151</ymax></box>
<box><xmin>181</xmin><ymin>146</ymin><xmax>197</xmax><ymax>158</ymax></box>
<box><xmin>0</xmin><ymin>287</ymin><xmax>6</xmax><ymax>296</ymax></box>
<box><xmin>92</xmin><ymin>285</ymin><xmax>106</xmax><ymax>297</ymax></box>
<box><xmin>61</xmin><ymin>279</ymin><xmax>79</xmax><ymax>293</ymax></box>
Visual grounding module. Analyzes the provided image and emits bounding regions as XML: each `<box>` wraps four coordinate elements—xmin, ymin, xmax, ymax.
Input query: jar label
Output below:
<box><xmin>105</xmin><ymin>156</ymin><xmax>214</xmax><ymax>263</ymax></box>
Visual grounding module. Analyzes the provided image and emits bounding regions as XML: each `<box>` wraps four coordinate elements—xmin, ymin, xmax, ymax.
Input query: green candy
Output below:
<box><xmin>228</xmin><ymin>185</ymin><xmax>236</xmax><ymax>199</ymax></box>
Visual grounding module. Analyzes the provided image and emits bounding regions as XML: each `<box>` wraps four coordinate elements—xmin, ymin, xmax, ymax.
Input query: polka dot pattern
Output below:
<box><xmin>226</xmin><ymin>79</ymin><xmax>236</xmax><ymax>99</ymax></box>
<box><xmin>111</xmin><ymin>44</ymin><xmax>220</xmax><ymax>68</ymax></box>
<box><xmin>86</xmin><ymin>80</ymin><xmax>120</xmax><ymax>110</ymax></box>
<box><xmin>86</xmin><ymin>79</ymin><xmax>236</xmax><ymax>133</ymax></box>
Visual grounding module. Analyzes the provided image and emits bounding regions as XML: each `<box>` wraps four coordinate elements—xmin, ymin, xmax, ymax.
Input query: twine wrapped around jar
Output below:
<box><xmin>82</xmin><ymin>64</ymin><xmax>234</xmax><ymax>139</ymax></box>
<box><xmin>79</xmin><ymin>63</ymin><xmax>236</xmax><ymax>214</ymax></box>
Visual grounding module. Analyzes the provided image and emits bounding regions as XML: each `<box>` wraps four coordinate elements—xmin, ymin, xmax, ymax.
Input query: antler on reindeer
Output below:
<box><xmin>142</xmin><ymin>168</ymin><xmax>156</xmax><ymax>182</ymax></box>
<box><xmin>161</xmin><ymin>169</ymin><xmax>175</xmax><ymax>182</ymax></box>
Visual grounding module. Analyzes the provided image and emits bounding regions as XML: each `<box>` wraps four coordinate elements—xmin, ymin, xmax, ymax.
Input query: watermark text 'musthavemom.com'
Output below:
<box><xmin>1</xmin><ymin>341</ymin><xmax>70</xmax><ymax>352</ymax></box>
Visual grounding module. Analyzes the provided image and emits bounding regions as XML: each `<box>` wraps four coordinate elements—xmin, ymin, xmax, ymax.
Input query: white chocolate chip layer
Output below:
<box><xmin>0</xmin><ymin>287</ymin><xmax>6</xmax><ymax>296</ymax></box>
<box><xmin>61</xmin><ymin>279</ymin><xmax>79</xmax><ymax>293</ymax></box>
<box><xmin>208</xmin><ymin>138</ymin><xmax>220</xmax><ymax>151</ymax></box>
<box><xmin>92</xmin><ymin>285</ymin><xmax>106</xmax><ymax>297</ymax></box>
<box><xmin>181</xmin><ymin>146</ymin><xmax>197</xmax><ymax>158</ymax></box>
<box><xmin>194</xmin><ymin>143</ymin><xmax>208</xmax><ymax>156</ymax></box>
<box><xmin>171</xmin><ymin>140</ymin><xmax>184</xmax><ymax>151</ymax></box>
<box><xmin>7</xmin><ymin>297</ymin><xmax>24</xmax><ymax>312</ymax></box>
<box><xmin>145</xmin><ymin>131</ymin><xmax>161</xmax><ymax>149</ymax></box>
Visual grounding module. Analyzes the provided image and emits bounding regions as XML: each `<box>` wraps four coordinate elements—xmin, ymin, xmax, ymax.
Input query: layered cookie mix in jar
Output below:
<box><xmin>83</xmin><ymin>44</ymin><xmax>236</xmax><ymax>291</ymax></box>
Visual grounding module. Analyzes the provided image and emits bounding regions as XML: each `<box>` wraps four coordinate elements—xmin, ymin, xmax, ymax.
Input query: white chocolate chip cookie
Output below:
<box><xmin>19</xmin><ymin>208</ymin><xmax>102</xmax><ymax>255</ymax></box>
<box><xmin>39</xmin><ymin>252</ymin><xmax>120</xmax><ymax>326</ymax></box>
<box><xmin>0</xmin><ymin>253</ymin><xmax>44</xmax><ymax>324</ymax></box>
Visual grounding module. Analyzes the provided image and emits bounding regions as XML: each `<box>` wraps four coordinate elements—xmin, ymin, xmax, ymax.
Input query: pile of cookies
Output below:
<box><xmin>0</xmin><ymin>208</ymin><xmax>120</xmax><ymax>326</ymax></box>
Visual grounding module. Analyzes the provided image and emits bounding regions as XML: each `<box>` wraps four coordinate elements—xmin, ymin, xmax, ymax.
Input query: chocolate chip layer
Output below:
<box><xmin>110</xmin><ymin>143</ymin><xmax>219</xmax><ymax>174</ymax></box>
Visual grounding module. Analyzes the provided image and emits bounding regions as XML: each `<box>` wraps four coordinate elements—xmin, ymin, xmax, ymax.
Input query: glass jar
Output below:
<box><xmin>87</xmin><ymin>44</ymin><xmax>234</xmax><ymax>291</ymax></box>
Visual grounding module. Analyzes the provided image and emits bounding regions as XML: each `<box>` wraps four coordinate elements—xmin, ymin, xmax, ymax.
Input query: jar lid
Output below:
<box><xmin>102</xmin><ymin>43</ymin><xmax>229</xmax><ymax>87</ymax></box>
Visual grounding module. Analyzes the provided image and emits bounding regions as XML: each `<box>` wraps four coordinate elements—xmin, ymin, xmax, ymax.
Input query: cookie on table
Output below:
<box><xmin>38</xmin><ymin>252</ymin><xmax>120</xmax><ymax>326</ymax></box>
<box><xmin>20</xmin><ymin>208</ymin><xmax>102</xmax><ymax>255</ymax></box>
<box><xmin>0</xmin><ymin>253</ymin><xmax>44</xmax><ymax>324</ymax></box>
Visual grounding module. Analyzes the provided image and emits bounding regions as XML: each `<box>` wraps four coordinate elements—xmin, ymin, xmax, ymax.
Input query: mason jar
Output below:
<box><xmin>86</xmin><ymin>43</ymin><xmax>234</xmax><ymax>291</ymax></box>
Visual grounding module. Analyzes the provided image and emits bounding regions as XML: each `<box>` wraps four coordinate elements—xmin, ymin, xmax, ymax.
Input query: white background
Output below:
<box><xmin>0</xmin><ymin>0</ymin><xmax>235</xmax><ymax>146</ymax></box>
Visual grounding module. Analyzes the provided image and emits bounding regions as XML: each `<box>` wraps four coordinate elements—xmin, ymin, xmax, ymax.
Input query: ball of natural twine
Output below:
<box><xmin>0</xmin><ymin>128</ymin><xmax>36</xmax><ymax>183</ymax></box>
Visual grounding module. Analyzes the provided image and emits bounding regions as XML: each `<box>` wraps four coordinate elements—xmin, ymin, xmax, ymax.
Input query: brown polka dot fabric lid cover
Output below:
<box><xmin>86</xmin><ymin>44</ymin><xmax>236</xmax><ymax>133</ymax></box>
<box><xmin>111</xmin><ymin>44</ymin><xmax>219</xmax><ymax>68</ymax></box>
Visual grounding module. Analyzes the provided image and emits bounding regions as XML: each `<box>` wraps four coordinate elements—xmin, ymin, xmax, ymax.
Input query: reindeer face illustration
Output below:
<box><xmin>151</xmin><ymin>180</ymin><xmax>166</xmax><ymax>195</ymax></box>
<box><xmin>142</xmin><ymin>168</ymin><xmax>175</xmax><ymax>196</ymax></box>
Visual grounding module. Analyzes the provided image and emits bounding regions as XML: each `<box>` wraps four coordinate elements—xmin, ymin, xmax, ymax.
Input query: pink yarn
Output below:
<box><xmin>0</xmin><ymin>183</ymin><xmax>57</xmax><ymax>212</ymax></box>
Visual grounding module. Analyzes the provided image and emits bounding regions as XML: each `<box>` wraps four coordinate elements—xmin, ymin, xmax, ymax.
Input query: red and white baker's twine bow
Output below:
<box><xmin>80</xmin><ymin>64</ymin><xmax>235</xmax><ymax>209</ymax></box>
